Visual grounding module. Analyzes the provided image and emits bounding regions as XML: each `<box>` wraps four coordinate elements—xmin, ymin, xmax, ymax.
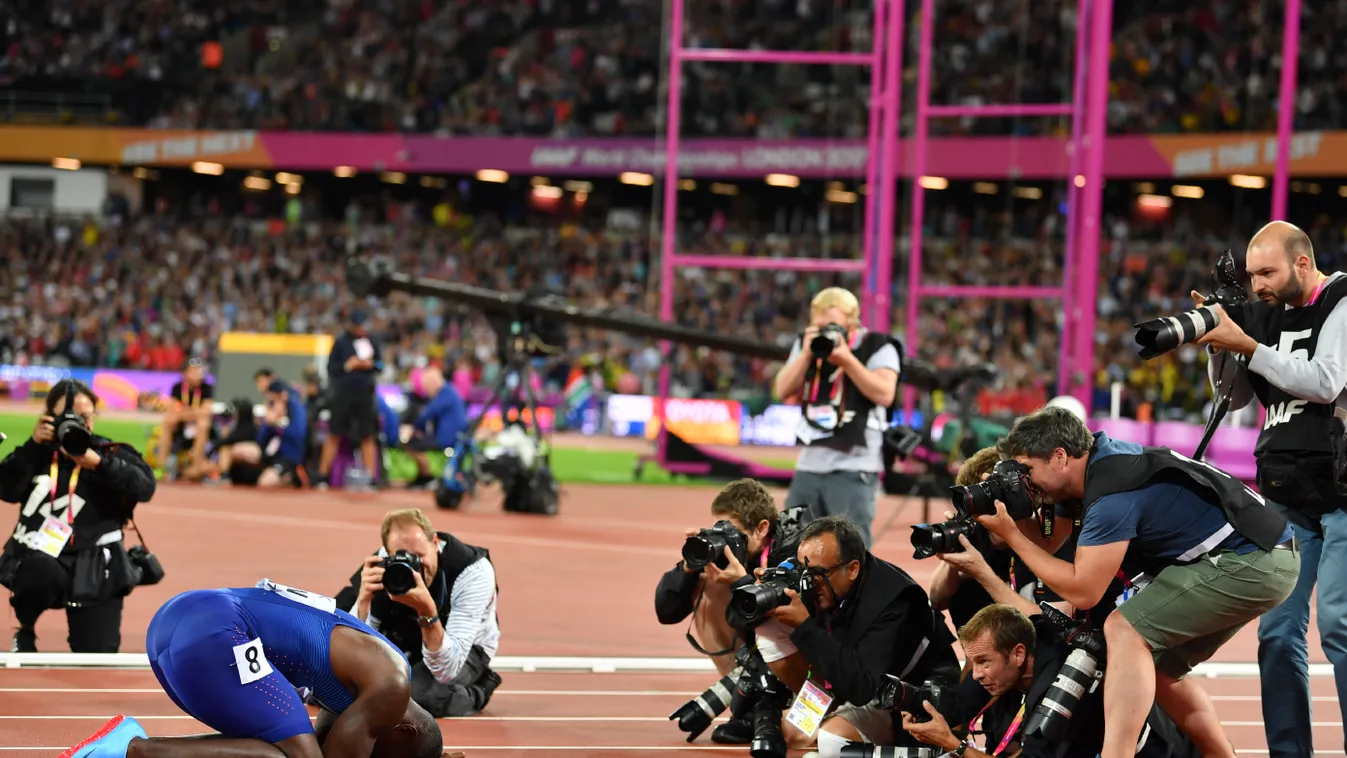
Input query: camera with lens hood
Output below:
<box><xmin>683</xmin><ymin>520</ymin><xmax>749</xmax><ymax>573</ymax></box>
<box><xmin>911</xmin><ymin>459</ymin><xmax>1035</xmax><ymax>560</ymax></box>
<box><xmin>54</xmin><ymin>410</ymin><xmax>93</xmax><ymax>457</ymax></box>
<box><xmin>1024</xmin><ymin>602</ymin><xmax>1107</xmax><ymax>743</ymax></box>
<box><xmin>380</xmin><ymin>549</ymin><xmax>423</xmax><ymax>596</ymax></box>
<box><xmin>1134</xmin><ymin>250</ymin><xmax>1248</xmax><ymax>360</ymax></box>
<box><xmin>731</xmin><ymin>560</ymin><xmax>813</xmax><ymax>627</ymax></box>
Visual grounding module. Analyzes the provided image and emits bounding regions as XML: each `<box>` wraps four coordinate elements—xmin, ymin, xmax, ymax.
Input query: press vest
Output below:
<box><xmin>795</xmin><ymin>330</ymin><xmax>893</xmax><ymax>451</ymax></box>
<box><xmin>1081</xmin><ymin>435</ymin><xmax>1288</xmax><ymax>557</ymax></box>
<box><xmin>1226</xmin><ymin>272</ymin><xmax>1347</xmax><ymax>457</ymax></box>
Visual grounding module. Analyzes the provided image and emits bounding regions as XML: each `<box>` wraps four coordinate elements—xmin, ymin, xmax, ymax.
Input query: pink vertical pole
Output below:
<box><xmin>1261</xmin><ymin>0</ymin><xmax>1300</xmax><ymax>432</ymax></box>
<box><xmin>903</xmin><ymin>0</ymin><xmax>935</xmax><ymax>418</ymax></box>
<box><xmin>1271</xmin><ymin>0</ymin><xmax>1300</xmax><ymax>222</ymax></box>
<box><xmin>656</xmin><ymin>0</ymin><xmax>687</xmax><ymax>461</ymax></box>
<box><xmin>861</xmin><ymin>0</ymin><xmax>886</xmax><ymax>329</ymax></box>
<box><xmin>1068</xmin><ymin>0</ymin><xmax>1112</xmax><ymax>414</ymax></box>
<box><xmin>874</xmin><ymin>0</ymin><xmax>904</xmax><ymax>338</ymax></box>
<box><xmin>1057</xmin><ymin>0</ymin><xmax>1090</xmax><ymax>399</ymax></box>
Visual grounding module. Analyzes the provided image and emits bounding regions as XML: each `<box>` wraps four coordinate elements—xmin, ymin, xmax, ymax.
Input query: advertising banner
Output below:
<box><xmin>13</xmin><ymin>125</ymin><xmax>1347</xmax><ymax>179</ymax></box>
<box><xmin>605</xmin><ymin>394</ymin><xmax>743</xmax><ymax>446</ymax></box>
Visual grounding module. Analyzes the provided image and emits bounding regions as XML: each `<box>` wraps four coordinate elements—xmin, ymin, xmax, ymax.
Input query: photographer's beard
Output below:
<box><xmin>1257</xmin><ymin>275</ymin><xmax>1304</xmax><ymax>307</ymax></box>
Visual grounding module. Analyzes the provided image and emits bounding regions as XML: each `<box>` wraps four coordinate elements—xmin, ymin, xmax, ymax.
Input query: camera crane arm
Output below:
<box><xmin>346</xmin><ymin>257</ymin><xmax>793</xmax><ymax>362</ymax></box>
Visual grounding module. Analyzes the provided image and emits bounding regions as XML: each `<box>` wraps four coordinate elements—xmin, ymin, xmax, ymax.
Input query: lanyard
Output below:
<box><xmin>181</xmin><ymin>384</ymin><xmax>201</xmax><ymax>408</ymax></box>
<box><xmin>803</xmin><ymin>330</ymin><xmax>861</xmax><ymax>406</ymax></box>
<box><xmin>49</xmin><ymin>453</ymin><xmax>80</xmax><ymax>525</ymax></box>
<box><xmin>968</xmin><ymin>699</ymin><xmax>1025</xmax><ymax>756</ymax></box>
<box><xmin>1307</xmin><ymin>275</ymin><xmax>1328</xmax><ymax>306</ymax></box>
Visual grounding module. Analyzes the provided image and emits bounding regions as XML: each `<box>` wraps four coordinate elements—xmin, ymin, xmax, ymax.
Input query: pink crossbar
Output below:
<box><xmin>915</xmin><ymin>285</ymin><xmax>1064</xmax><ymax>300</ymax></box>
<box><xmin>679</xmin><ymin>48</ymin><xmax>873</xmax><ymax>66</ymax></box>
<box><xmin>926</xmin><ymin>103</ymin><xmax>1073</xmax><ymax>118</ymax></box>
<box><xmin>670</xmin><ymin>254</ymin><xmax>867</xmax><ymax>273</ymax></box>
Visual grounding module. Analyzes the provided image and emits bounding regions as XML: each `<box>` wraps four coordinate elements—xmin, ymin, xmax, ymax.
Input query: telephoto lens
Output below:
<box><xmin>838</xmin><ymin>745</ymin><xmax>942</xmax><ymax>758</ymax></box>
<box><xmin>749</xmin><ymin>693</ymin><xmax>788</xmax><ymax>758</ymax></box>
<box><xmin>668</xmin><ymin>669</ymin><xmax>739</xmax><ymax>742</ymax></box>
<box><xmin>1023</xmin><ymin>647</ymin><xmax>1102</xmax><ymax>742</ymax></box>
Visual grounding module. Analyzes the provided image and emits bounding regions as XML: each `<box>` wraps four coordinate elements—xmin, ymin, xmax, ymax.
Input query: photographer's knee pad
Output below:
<box><xmin>816</xmin><ymin>728</ymin><xmax>858</xmax><ymax>758</ymax></box>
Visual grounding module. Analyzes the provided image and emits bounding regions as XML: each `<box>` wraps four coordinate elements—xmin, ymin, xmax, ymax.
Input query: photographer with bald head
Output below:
<box><xmin>1194</xmin><ymin>220</ymin><xmax>1347</xmax><ymax>757</ymax></box>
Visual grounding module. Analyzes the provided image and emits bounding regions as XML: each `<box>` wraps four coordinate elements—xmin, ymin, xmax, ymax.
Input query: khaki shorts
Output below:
<box><xmin>1118</xmin><ymin>542</ymin><xmax>1300</xmax><ymax>679</ymax></box>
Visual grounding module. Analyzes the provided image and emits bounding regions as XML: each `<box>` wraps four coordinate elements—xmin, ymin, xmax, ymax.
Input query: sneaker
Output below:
<box><xmin>58</xmin><ymin>715</ymin><xmax>147</xmax><ymax>758</ymax></box>
<box><xmin>11</xmin><ymin>627</ymin><xmax>35</xmax><ymax>653</ymax></box>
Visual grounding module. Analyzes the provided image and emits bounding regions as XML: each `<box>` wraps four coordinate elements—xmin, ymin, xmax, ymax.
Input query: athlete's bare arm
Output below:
<box><xmin>322</xmin><ymin>626</ymin><xmax>416</xmax><ymax>758</ymax></box>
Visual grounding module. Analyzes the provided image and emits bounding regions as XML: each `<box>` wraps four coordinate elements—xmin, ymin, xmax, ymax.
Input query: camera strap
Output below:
<box><xmin>966</xmin><ymin>693</ymin><xmax>1025</xmax><ymax>756</ymax></box>
<box><xmin>126</xmin><ymin>518</ymin><xmax>151</xmax><ymax>551</ymax></box>
<box><xmin>49</xmin><ymin>453</ymin><xmax>80</xmax><ymax>525</ymax></box>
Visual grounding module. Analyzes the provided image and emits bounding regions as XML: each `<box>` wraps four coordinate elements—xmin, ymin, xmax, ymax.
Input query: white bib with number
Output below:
<box><xmin>785</xmin><ymin>679</ymin><xmax>834</xmax><ymax>739</ymax></box>
<box><xmin>256</xmin><ymin>578</ymin><xmax>338</xmax><ymax>614</ymax></box>
<box><xmin>232</xmin><ymin>637</ymin><xmax>274</xmax><ymax>685</ymax></box>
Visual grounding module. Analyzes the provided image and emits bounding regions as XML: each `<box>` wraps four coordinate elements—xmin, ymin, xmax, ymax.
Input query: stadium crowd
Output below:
<box><xmin>7</xmin><ymin>185</ymin><xmax>1347</xmax><ymax>426</ymax></box>
<box><xmin>4</xmin><ymin>0</ymin><xmax>1346</xmax><ymax>136</ymax></box>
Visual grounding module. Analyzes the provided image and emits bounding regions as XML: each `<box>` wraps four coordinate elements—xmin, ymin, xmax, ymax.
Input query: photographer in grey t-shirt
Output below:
<box><xmin>773</xmin><ymin>288</ymin><xmax>900</xmax><ymax>546</ymax></box>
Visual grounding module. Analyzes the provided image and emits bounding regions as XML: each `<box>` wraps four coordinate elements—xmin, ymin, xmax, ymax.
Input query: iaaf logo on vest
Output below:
<box><xmin>1264</xmin><ymin>399</ymin><xmax>1307</xmax><ymax>430</ymax></box>
<box><xmin>1264</xmin><ymin>329</ymin><xmax>1313</xmax><ymax>430</ymax></box>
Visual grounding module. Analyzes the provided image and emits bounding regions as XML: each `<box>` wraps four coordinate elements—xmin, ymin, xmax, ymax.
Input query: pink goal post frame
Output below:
<box><xmin>901</xmin><ymin>0</ymin><xmax>1111</xmax><ymax>419</ymax></box>
<box><xmin>646</xmin><ymin>0</ymin><xmax>900</xmax><ymax>475</ymax></box>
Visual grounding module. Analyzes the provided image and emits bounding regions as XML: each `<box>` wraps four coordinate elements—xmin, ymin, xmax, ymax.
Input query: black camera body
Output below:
<box><xmin>950</xmin><ymin>459</ymin><xmax>1037</xmax><ymax>519</ymax></box>
<box><xmin>380</xmin><ymin>549</ymin><xmax>423</xmax><ymax>596</ymax></box>
<box><xmin>1134</xmin><ymin>250</ymin><xmax>1249</xmax><ymax>360</ymax></box>
<box><xmin>913</xmin><ymin>459</ymin><xmax>1036</xmax><ymax>560</ymax></box>
<box><xmin>731</xmin><ymin>559</ymin><xmax>812</xmax><ymax>626</ymax></box>
<box><xmin>127</xmin><ymin>544</ymin><xmax>165</xmax><ymax>586</ymax></box>
<box><xmin>683</xmin><ymin>520</ymin><xmax>750</xmax><ymax>572</ymax></box>
<box><xmin>872</xmin><ymin>674</ymin><xmax>955</xmax><ymax>723</ymax></box>
<box><xmin>810</xmin><ymin>323</ymin><xmax>847</xmax><ymax>359</ymax></box>
<box><xmin>55</xmin><ymin>410</ymin><xmax>93</xmax><ymax>457</ymax></box>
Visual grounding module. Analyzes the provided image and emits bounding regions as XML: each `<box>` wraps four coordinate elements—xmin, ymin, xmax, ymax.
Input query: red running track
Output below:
<box><xmin>0</xmin><ymin>481</ymin><xmax>1340</xmax><ymax>755</ymax></box>
<box><xmin>0</xmin><ymin>670</ymin><xmax>1341</xmax><ymax>756</ymax></box>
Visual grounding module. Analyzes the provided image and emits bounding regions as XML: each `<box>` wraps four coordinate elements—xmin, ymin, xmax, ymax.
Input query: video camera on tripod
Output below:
<box><xmin>345</xmin><ymin>257</ymin><xmax>798</xmax><ymax>515</ymax></box>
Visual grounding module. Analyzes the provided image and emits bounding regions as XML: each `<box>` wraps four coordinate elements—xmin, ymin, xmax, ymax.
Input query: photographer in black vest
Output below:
<box><xmin>336</xmin><ymin>508</ymin><xmax>502</xmax><ymax>717</ymax></box>
<box><xmin>1193</xmin><ymin>220</ymin><xmax>1347</xmax><ymax>758</ymax></box>
<box><xmin>0</xmin><ymin>379</ymin><xmax>157</xmax><ymax>653</ymax></box>
<box><xmin>977</xmin><ymin>406</ymin><xmax>1296</xmax><ymax>758</ymax></box>
<box><xmin>773</xmin><ymin>288</ymin><xmax>899</xmax><ymax>547</ymax></box>
<box><xmin>748</xmin><ymin>515</ymin><xmax>960</xmax><ymax>758</ymax></box>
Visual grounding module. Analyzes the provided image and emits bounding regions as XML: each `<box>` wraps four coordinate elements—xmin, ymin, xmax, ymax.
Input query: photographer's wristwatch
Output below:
<box><xmin>417</xmin><ymin>614</ymin><xmax>439</xmax><ymax>629</ymax></box>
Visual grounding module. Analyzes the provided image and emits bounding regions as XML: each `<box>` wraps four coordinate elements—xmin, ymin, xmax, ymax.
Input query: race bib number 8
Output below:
<box><xmin>256</xmin><ymin>578</ymin><xmax>337</xmax><ymax>614</ymax></box>
<box><xmin>233</xmin><ymin>637</ymin><xmax>274</xmax><ymax>685</ymax></box>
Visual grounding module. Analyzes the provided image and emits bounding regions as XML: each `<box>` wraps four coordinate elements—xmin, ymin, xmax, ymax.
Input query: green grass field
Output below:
<box><xmin>0</xmin><ymin>412</ymin><xmax>795</xmax><ymax>487</ymax></box>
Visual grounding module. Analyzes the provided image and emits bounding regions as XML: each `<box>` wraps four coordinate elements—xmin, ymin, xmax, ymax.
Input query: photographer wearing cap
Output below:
<box><xmin>978</xmin><ymin>406</ymin><xmax>1296</xmax><ymax>758</ymax></box>
<box><xmin>773</xmin><ymin>288</ymin><xmax>900</xmax><ymax>547</ymax></box>
<box><xmin>335</xmin><ymin>508</ymin><xmax>502</xmax><ymax>717</ymax></box>
<box><xmin>1194</xmin><ymin>221</ymin><xmax>1347</xmax><ymax>757</ymax></box>
<box><xmin>746</xmin><ymin>515</ymin><xmax>960</xmax><ymax>758</ymax></box>
<box><xmin>899</xmin><ymin>604</ymin><xmax>1196</xmax><ymax>758</ymax></box>
<box><xmin>928</xmin><ymin>448</ymin><xmax>1071</xmax><ymax>631</ymax></box>
<box><xmin>0</xmin><ymin>380</ymin><xmax>157</xmax><ymax>653</ymax></box>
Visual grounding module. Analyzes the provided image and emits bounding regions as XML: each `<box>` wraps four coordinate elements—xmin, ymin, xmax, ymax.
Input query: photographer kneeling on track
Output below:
<box><xmin>895</xmin><ymin>603</ymin><xmax>1197</xmax><ymax>758</ymax></box>
<box><xmin>926</xmin><ymin>447</ymin><xmax>1073</xmax><ymax>631</ymax></box>
<box><xmin>0</xmin><ymin>379</ymin><xmax>159</xmax><ymax>653</ymax></box>
<box><xmin>336</xmin><ymin>507</ymin><xmax>502</xmax><ymax>717</ymax></box>
<box><xmin>772</xmin><ymin>288</ymin><xmax>900</xmax><ymax>547</ymax></box>
<box><xmin>979</xmin><ymin>405</ymin><xmax>1297</xmax><ymax>758</ymax></box>
<box><xmin>736</xmin><ymin>515</ymin><xmax>960</xmax><ymax>758</ymax></box>
<box><xmin>656</xmin><ymin>478</ymin><xmax>810</xmax><ymax>744</ymax></box>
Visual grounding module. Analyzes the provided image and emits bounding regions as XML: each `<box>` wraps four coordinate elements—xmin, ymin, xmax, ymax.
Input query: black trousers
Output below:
<box><xmin>410</xmin><ymin>645</ymin><xmax>501</xmax><ymax>717</ymax></box>
<box><xmin>9</xmin><ymin>550</ymin><xmax>123</xmax><ymax>653</ymax></box>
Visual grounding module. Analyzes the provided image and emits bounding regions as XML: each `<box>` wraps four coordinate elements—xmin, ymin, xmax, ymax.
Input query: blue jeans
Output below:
<box><xmin>1258</xmin><ymin>507</ymin><xmax>1347</xmax><ymax>757</ymax></box>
